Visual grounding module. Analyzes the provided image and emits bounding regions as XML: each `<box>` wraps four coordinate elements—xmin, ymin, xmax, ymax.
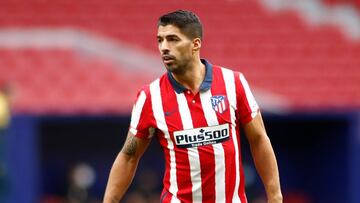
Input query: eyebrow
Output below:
<box><xmin>157</xmin><ymin>34</ymin><xmax>180</xmax><ymax>39</ymax></box>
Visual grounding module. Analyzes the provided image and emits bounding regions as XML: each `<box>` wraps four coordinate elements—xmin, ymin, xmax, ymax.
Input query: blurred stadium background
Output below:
<box><xmin>0</xmin><ymin>0</ymin><xmax>359</xmax><ymax>202</ymax></box>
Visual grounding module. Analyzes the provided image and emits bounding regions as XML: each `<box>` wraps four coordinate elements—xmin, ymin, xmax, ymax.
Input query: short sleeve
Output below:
<box><xmin>129</xmin><ymin>87</ymin><xmax>155</xmax><ymax>139</ymax></box>
<box><xmin>235</xmin><ymin>72</ymin><xmax>259</xmax><ymax>125</ymax></box>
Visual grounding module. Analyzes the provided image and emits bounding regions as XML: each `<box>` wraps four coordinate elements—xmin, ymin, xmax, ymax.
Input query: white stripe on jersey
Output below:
<box><xmin>221</xmin><ymin>99</ymin><xmax>226</xmax><ymax>112</ymax></box>
<box><xmin>150</xmin><ymin>79</ymin><xmax>180</xmax><ymax>203</ymax></box>
<box><xmin>129</xmin><ymin>90</ymin><xmax>147</xmax><ymax>135</ymax></box>
<box><xmin>221</xmin><ymin>68</ymin><xmax>242</xmax><ymax>203</ymax></box>
<box><xmin>200</xmin><ymin>90</ymin><xmax>226</xmax><ymax>203</ymax></box>
<box><xmin>175</xmin><ymin>92</ymin><xmax>202</xmax><ymax>203</ymax></box>
<box><xmin>239</xmin><ymin>73</ymin><xmax>259</xmax><ymax>118</ymax></box>
<box><xmin>218</xmin><ymin>102</ymin><xmax>223</xmax><ymax>113</ymax></box>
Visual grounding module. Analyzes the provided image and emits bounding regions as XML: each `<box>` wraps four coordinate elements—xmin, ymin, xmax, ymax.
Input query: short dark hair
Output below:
<box><xmin>158</xmin><ymin>10</ymin><xmax>203</xmax><ymax>40</ymax></box>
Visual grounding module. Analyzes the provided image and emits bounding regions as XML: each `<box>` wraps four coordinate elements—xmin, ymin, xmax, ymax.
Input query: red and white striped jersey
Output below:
<box><xmin>129</xmin><ymin>59</ymin><xmax>259</xmax><ymax>203</ymax></box>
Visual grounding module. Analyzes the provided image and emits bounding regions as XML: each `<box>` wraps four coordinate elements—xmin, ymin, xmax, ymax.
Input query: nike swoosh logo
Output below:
<box><xmin>164</xmin><ymin>109</ymin><xmax>177</xmax><ymax>116</ymax></box>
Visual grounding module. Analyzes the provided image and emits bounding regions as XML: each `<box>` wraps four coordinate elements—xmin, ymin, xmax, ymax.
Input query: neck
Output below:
<box><xmin>171</xmin><ymin>59</ymin><xmax>205</xmax><ymax>94</ymax></box>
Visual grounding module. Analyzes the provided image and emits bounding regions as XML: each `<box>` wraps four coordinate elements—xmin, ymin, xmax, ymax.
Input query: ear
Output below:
<box><xmin>192</xmin><ymin>38</ymin><xmax>202</xmax><ymax>52</ymax></box>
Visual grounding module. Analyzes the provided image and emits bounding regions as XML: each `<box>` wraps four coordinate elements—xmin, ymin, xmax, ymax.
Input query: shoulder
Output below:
<box><xmin>213</xmin><ymin>65</ymin><xmax>247</xmax><ymax>82</ymax></box>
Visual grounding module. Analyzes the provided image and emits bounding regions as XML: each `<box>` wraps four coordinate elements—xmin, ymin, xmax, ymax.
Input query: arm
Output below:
<box><xmin>103</xmin><ymin>131</ymin><xmax>151</xmax><ymax>203</ymax></box>
<box><xmin>243</xmin><ymin>113</ymin><xmax>282</xmax><ymax>203</ymax></box>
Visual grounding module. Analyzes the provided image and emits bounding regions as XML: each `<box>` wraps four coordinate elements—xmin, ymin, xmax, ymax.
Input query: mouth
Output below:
<box><xmin>162</xmin><ymin>55</ymin><xmax>175</xmax><ymax>63</ymax></box>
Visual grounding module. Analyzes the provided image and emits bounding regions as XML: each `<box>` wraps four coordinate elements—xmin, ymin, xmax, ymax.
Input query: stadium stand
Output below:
<box><xmin>0</xmin><ymin>48</ymin><xmax>153</xmax><ymax>114</ymax></box>
<box><xmin>323</xmin><ymin>0</ymin><xmax>360</xmax><ymax>10</ymax></box>
<box><xmin>0</xmin><ymin>0</ymin><xmax>359</xmax><ymax>113</ymax></box>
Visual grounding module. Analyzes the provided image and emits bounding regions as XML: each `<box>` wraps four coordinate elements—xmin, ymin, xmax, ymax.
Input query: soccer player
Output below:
<box><xmin>104</xmin><ymin>10</ymin><xmax>282</xmax><ymax>203</ymax></box>
<box><xmin>0</xmin><ymin>83</ymin><xmax>11</xmax><ymax>202</ymax></box>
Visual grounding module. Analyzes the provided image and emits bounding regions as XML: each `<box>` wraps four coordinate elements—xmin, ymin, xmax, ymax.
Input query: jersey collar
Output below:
<box><xmin>167</xmin><ymin>59</ymin><xmax>213</xmax><ymax>94</ymax></box>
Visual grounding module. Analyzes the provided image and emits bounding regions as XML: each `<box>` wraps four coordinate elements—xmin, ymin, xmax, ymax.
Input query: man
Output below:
<box><xmin>104</xmin><ymin>10</ymin><xmax>282</xmax><ymax>203</ymax></box>
<box><xmin>0</xmin><ymin>84</ymin><xmax>11</xmax><ymax>201</ymax></box>
<box><xmin>0</xmin><ymin>84</ymin><xmax>10</xmax><ymax>135</ymax></box>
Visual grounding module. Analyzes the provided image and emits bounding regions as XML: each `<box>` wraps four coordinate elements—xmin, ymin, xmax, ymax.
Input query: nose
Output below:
<box><xmin>159</xmin><ymin>41</ymin><xmax>170</xmax><ymax>54</ymax></box>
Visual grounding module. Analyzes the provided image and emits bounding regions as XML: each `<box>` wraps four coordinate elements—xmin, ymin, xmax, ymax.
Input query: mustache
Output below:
<box><xmin>162</xmin><ymin>55</ymin><xmax>176</xmax><ymax>60</ymax></box>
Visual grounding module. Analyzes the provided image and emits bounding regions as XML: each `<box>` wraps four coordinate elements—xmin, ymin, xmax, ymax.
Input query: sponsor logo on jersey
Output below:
<box><xmin>173</xmin><ymin>124</ymin><xmax>230</xmax><ymax>148</ymax></box>
<box><xmin>211</xmin><ymin>95</ymin><xmax>228</xmax><ymax>114</ymax></box>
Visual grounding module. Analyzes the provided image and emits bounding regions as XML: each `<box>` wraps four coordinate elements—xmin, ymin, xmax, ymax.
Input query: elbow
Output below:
<box><xmin>269</xmin><ymin>192</ymin><xmax>283</xmax><ymax>203</ymax></box>
<box><xmin>249</xmin><ymin>132</ymin><xmax>271</xmax><ymax>147</ymax></box>
<box><xmin>118</xmin><ymin>151</ymin><xmax>141</xmax><ymax>165</ymax></box>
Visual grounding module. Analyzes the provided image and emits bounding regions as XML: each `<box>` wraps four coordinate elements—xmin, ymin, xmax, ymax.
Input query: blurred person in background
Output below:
<box><xmin>130</xmin><ymin>169</ymin><xmax>162</xmax><ymax>203</ymax></box>
<box><xmin>0</xmin><ymin>83</ymin><xmax>11</xmax><ymax>202</ymax></box>
<box><xmin>104</xmin><ymin>10</ymin><xmax>282</xmax><ymax>203</ymax></box>
<box><xmin>130</xmin><ymin>169</ymin><xmax>161</xmax><ymax>202</ymax></box>
<box><xmin>123</xmin><ymin>192</ymin><xmax>147</xmax><ymax>203</ymax></box>
<box><xmin>0</xmin><ymin>83</ymin><xmax>10</xmax><ymax>137</ymax></box>
<box><xmin>66</xmin><ymin>162</ymin><xmax>98</xmax><ymax>203</ymax></box>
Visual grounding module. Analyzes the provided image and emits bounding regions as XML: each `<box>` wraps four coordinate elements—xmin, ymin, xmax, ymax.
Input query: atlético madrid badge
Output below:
<box><xmin>211</xmin><ymin>95</ymin><xmax>228</xmax><ymax>114</ymax></box>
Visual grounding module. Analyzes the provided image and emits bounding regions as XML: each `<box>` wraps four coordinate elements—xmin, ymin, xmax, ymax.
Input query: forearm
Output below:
<box><xmin>250</xmin><ymin>136</ymin><xmax>282</xmax><ymax>202</ymax></box>
<box><xmin>103</xmin><ymin>152</ymin><xmax>139</xmax><ymax>203</ymax></box>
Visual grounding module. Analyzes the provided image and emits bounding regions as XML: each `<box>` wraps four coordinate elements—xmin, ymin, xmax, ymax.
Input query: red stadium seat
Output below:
<box><xmin>0</xmin><ymin>0</ymin><xmax>359</xmax><ymax>113</ymax></box>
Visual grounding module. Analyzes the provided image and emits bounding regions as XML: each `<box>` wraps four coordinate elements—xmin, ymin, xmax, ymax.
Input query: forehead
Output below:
<box><xmin>157</xmin><ymin>24</ymin><xmax>186</xmax><ymax>38</ymax></box>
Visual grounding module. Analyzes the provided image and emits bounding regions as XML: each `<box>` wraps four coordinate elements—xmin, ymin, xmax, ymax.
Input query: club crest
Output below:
<box><xmin>211</xmin><ymin>95</ymin><xmax>228</xmax><ymax>114</ymax></box>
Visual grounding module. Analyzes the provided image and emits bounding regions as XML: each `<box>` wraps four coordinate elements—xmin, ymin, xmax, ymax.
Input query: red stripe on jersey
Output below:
<box><xmin>131</xmin><ymin>86</ymin><xmax>156</xmax><ymax>139</ymax></box>
<box><xmin>160</xmin><ymin>189</ymin><xmax>172</xmax><ymax>203</ymax></box>
<box><xmin>154</xmin><ymin>80</ymin><xmax>173</xmax><ymax>196</ymax></box>
<box><xmin>239</xmin><ymin>155</ymin><xmax>248</xmax><ymax>203</ymax></box>
<box><xmin>234</xmin><ymin>71</ymin><xmax>258</xmax><ymax>126</ymax></box>
<box><xmin>157</xmin><ymin>130</ymin><xmax>172</xmax><ymax>197</ymax></box>
<box><xmin>212</xmin><ymin>66</ymin><xmax>238</xmax><ymax>202</ymax></box>
<box><xmin>234</xmin><ymin>70</ymin><xmax>253</xmax><ymax>201</ymax></box>
<box><xmin>161</xmin><ymin>76</ymin><xmax>193</xmax><ymax>202</ymax></box>
<box><xmin>186</xmin><ymin>92</ymin><xmax>216</xmax><ymax>203</ymax></box>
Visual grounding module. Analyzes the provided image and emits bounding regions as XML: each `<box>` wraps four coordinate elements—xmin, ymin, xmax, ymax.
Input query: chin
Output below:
<box><xmin>164</xmin><ymin>63</ymin><xmax>184</xmax><ymax>75</ymax></box>
<box><xmin>165</xmin><ymin>64</ymin><xmax>176</xmax><ymax>72</ymax></box>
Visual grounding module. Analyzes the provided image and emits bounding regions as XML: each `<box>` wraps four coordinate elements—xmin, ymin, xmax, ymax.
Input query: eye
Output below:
<box><xmin>168</xmin><ymin>37</ymin><xmax>179</xmax><ymax>42</ymax></box>
<box><xmin>157</xmin><ymin>38</ymin><xmax>163</xmax><ymax>43</ymax></box>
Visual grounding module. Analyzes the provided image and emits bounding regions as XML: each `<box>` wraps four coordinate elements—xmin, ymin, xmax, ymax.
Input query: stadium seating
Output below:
<box><xmin>0</xmin><ymin>49</ymin><xmax>153</xmax><ymax>114</ymax></box>
<box><xmin>0</xmin><ymin>0</ymin><xmax>359</xmax><ymax>113</ymax></box>
<box><xmin>323</xmin><ymin>0</ymin><xmax>360</xmax><ymax>10</ymax></box>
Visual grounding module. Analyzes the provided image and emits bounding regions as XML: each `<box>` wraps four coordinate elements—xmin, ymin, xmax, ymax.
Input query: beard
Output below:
<box><xmin>165</xmin><ymin>63</ymin><xmax>178</xmax><ymax>73</ymax></box>
<box><xmin>164</xmin><ymin>58</ymin><xmax>189</xmax><ymax>75</ymax></box>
